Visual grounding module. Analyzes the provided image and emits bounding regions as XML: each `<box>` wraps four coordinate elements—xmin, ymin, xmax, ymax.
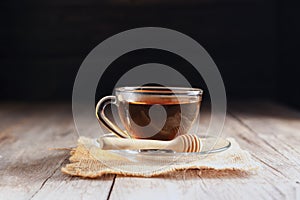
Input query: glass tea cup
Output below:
<box><xmin>96</xmin><ymin>86</ymin><xmax>203</xmax><ymax>140</ymax></box>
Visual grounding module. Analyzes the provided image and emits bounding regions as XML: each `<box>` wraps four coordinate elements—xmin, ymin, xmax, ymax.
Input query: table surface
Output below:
<box><xmin>0</xmin><ymin>101</ymin><xmax>300</xmax><ymax>200</ymax></box>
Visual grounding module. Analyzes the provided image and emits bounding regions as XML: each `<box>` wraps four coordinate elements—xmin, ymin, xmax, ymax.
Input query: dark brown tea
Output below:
<box><xmin>118</xmin><ymin>97</ymin><xmax>200</xmax><ymax>140</ymax></box>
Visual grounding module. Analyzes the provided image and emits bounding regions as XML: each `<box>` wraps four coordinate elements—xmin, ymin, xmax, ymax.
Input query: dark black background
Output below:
<box><xmin>1</xmin><ymin>0</ymin><xmax>299</xmax><ymax>108</ymax></box>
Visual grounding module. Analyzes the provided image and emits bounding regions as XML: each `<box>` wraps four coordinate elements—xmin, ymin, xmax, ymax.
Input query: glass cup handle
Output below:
<box><xmin>95</xmin><ymin>96</ymin><xmax>130</xmax><ymax>138</ymax></box>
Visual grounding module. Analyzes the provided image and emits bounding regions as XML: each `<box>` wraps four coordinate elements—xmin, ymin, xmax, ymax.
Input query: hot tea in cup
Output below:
<box><xmin>96</xmin><ymin>86</ymin><xmax>202</xmax><ymax>140</ymax></box>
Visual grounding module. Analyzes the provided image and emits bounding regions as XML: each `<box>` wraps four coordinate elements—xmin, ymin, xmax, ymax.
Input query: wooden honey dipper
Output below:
<box><xmin>97</xmin><ymin>134</ymin><xmax>202</xmax><ymax>153</ymax></box>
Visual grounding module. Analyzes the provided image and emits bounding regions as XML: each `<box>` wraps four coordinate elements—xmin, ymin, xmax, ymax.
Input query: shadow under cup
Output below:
<box><xmin>96</xmin><ymin>87</ymin><xmax>203</xmax><ymax>141</ymax></box>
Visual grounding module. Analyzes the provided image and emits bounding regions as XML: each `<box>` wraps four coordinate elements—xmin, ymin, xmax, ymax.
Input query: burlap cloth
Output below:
<box><xmin>61</xmin><ymin>137</ymin><xmax>259</xmax><ymax>178</ymax></box>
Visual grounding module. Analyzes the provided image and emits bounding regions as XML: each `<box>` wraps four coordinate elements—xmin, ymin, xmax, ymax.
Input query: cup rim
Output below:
<box><xmin>115</xmin><ymin>86</ymin><xmax>203</xmax><ymax>96</ymax></box>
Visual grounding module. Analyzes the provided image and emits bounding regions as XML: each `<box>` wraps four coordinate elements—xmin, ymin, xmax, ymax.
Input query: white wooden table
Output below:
<box><xmin>0</xmin><ymin>101</ymin><xmax>299</xmax><ymax>200</ymax></box>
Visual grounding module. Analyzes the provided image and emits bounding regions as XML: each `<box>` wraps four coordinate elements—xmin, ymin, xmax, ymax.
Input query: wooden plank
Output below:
<box><xmin>0</xmin><ymin>103</ymin><xmax>114</xmax><ymax>200</ymax></box>
<box><xmin>0</xmin><ymin>104</ymin><xmax>73</xmax><ymax>200</ymax></box>
<box><xmin>229</xmin><ymin>101</ymin><xmax>300</xmax><ymax>180</ymax></box>
<box><xmin>109</xmin><ymin>172</ymin><xmax>298</xmax><ymax>200</ymax></box>
<box><xmin>31</xmin><ymin>163</ymin><xmax>115</xmax><ymax>200</ymax></box>
<box><xmin>108</xmin><ymin>102</ymin><xmax>300</xmax><ymax>200</ymax></box>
